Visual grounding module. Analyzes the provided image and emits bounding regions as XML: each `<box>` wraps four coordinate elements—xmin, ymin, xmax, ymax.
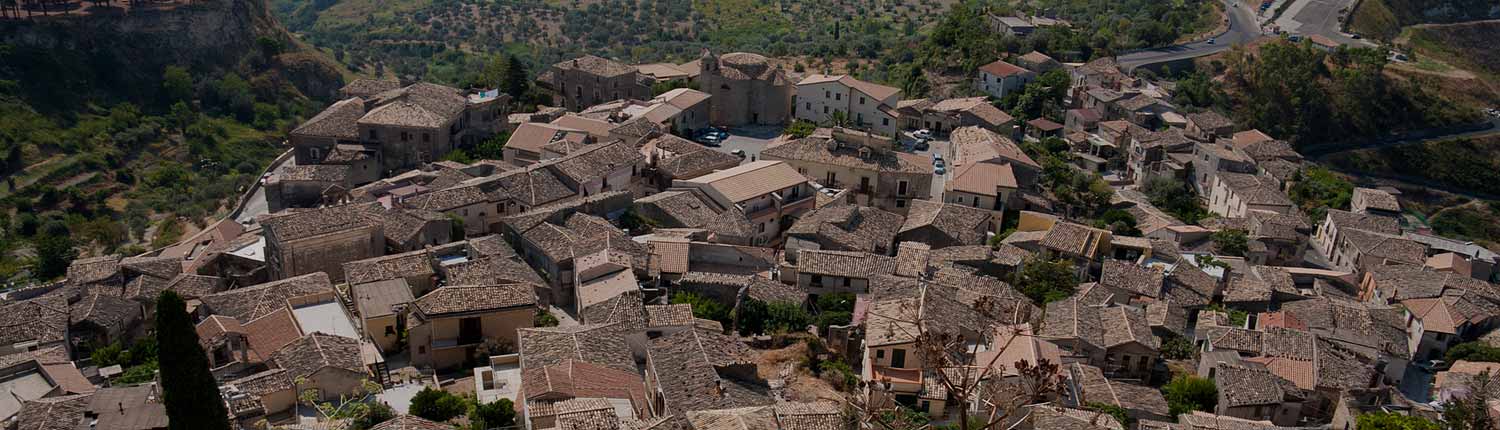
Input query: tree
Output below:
<box><xmin>1446</xmin><ymin>342</ymin><xmax>1500</xmax><ymax>363</ymax></box>
<box><xmin>1356</xmin><ymin>412</ymin><xmax>1440</xmax><ymax>430</ymax></box>
<box><xmin>1163</xmin><ymin>375</ymin><xmax>1217</xmax><ymax>416</ymax></box>
<box><xmin>533</xmin><ymin>309</ymin><xmax>559</xmax><ymax>327</ymax></box>
<box><xmin>472</xmin><ymin>132</ymin><xmax>508</xmax><ymax>160</ymax></box>
<box><xmin>1142</xmin><ymin>176</ymin><xmax>1209</xmax><ymax>223</ymax></box>
<box><xmin>502</xmin><ymin>54</ymin><xmax>529</xmax><ymax>103</ymax></box>
<box><xmin>409</xmin><ymin>387</ymin><xmax>467</xmax><ymax>422</ymax></box>
<box><xmin>1288</xmin><ymin>167</ymin><xmax>1353</xmax><ymax>221</ymax></box>
<box><xmin>1211</xmin><ymin>229</ymin><xmax>1249</xmax><ymax>257</ymax></box>
<box><xmin>672</xmin><ymin>292</ymin><xmax>731</xmax><ymax>328</ymax></box>
<box><xmin>162</xmin><ymin>66</ymin><xmax>193</xmax><ymax>103</ymax></box>
<box><xmin>468</xmin><ymin>398</ymin><xmax>516</xmax><ymax>430</ymax></box>
<box><xmin>157</xmin><ymin>291</ymin><xmax>232</xmax><ymax>430</ymax></box>
<box><xmin>1013</xmin><ymin>256</ymin><xmax>1078</xmax><ymax>304</ymax></box>
<box><xmin>1160</xmin><ymin>335</ymin><xmax>1197</xmax><ymax>360</ymax></box>
<box><xmin>32</xmin><ymin>233</ymin><xmax>75</xmax><ymax>280</ymax></box>
<box><xmin>856</xmin><ymin>304</ymin><xmax>1065</xmax><ymax>430</ymax></box>
<box><xmin>1086</xmin><ymin>402</ymin><xmax>1132</xmax><ymax>428</ymax></box>
<box><xmin>1442</xmin><ymin>370</ymin><xmax>1496</xmax><ymax>430</ymax></box>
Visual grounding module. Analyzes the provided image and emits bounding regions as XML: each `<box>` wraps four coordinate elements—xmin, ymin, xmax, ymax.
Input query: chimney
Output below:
<box><xmin>572</xmin><ymin>59</ymin><xmax>579</xmax><ymax>68</ymax></box>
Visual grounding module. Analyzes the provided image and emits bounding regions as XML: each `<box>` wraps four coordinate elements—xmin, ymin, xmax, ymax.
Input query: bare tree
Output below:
<box><xmin>837</xmin><ymin>283</ymin><xmax>1066</xmax><ymax>430</ymax></box>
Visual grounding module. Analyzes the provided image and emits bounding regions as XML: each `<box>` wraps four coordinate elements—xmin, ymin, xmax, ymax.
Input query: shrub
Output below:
<box><xmin>1163</xmin><ymin>375</ymin><xmax>1217</xmax><ymax>416</ymax></box>
<box><xmin>409</xmin><ymin>387</ymin><xmax>468</xmax><ymax>422</ymax></box>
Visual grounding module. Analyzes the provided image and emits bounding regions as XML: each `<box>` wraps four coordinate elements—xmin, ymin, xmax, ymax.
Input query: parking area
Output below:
<box><xmin>704</xmin><ymin>125</ymin><xmax>782</xmax><ymax>162</ymax></box>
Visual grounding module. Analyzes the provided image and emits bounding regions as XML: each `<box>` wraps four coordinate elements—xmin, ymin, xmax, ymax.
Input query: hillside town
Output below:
<box><xmin>4</xmin><ymin>44</ymin><xmax>1500</xmax><ymax>430</ymax></box>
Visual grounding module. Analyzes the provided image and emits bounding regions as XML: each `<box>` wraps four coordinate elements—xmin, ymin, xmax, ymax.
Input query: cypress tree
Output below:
<box><xmin>156</xmin><ymin>290</ymin><xmax>231</xmax><ymax>430</ymax></box>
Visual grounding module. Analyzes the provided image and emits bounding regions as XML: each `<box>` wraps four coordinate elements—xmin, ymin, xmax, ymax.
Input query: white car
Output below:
<box><xmin>913</xmin><ymin>129</ymin><xmax>932</xmax><ymax>140</ymax></box>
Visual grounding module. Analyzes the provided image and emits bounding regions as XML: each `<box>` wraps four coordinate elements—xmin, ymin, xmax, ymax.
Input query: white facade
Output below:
<box><xmin>794</xmin><ymin>76</ymin><xmax>901</xmax><ymax>137</ymax></box>
<box><xmin>976</xmin><ymin>69</ymin><xmax>1035</xmax><ymax>100</ymax></box>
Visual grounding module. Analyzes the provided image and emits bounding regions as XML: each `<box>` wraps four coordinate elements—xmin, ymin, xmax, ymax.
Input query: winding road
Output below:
<box><xmin>1118</xmin><ymin>0</ymin><xmax>1263</xmax><ymax>71</ymax></box>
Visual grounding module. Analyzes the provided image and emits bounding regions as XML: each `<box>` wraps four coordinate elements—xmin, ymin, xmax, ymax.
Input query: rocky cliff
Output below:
<box><xmin>0</xmin><ymin>0</ymin><xmax>344</xmax><ymax>105</ymax></box>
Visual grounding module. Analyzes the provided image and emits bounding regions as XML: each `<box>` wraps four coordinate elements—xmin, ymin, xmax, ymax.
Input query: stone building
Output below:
<box><xmin>537</xmin><ymin>55</ymin><xmax>653</xmax><ymax>112</ymax></box>
<box><xmin>695</xmin><ymin>51</ymin><xmax>794</xmax><ymax>126</ymax></box>
<box><xmin>261</xmin><ymin>202</ymin><xmax>386</xmax><ymax>282</ymax></box>
<box><xmin>290</xmin><ymin>82</ymin><xmax>508</xmax><ymax>176</ymax></box>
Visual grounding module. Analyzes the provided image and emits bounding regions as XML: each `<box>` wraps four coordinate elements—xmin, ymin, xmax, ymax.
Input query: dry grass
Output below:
<box><xmin>755</xmin><ymin>341</ymin><xmax>849</xmax><ymax>404</ymax></box>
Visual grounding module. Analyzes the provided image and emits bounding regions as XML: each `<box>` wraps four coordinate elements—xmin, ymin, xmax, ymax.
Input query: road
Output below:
<box><xmin>235</xmin><ymin>155</ymin><xmax>298</xmax><ymax>225</ymax></box>
<box><xmin>1303</xmin><ymin>116</ymin><xmax>1500</xmax><ymax>157</ymax></box>
<box><xmin>1118</xmin><ymin>0</ymin><xmax>1262</xmax><ymax>71</ymax></box>
<box><xmin>1274</xmin><ymin>0</ymin><xmax>1376</xmax><ymax>47</ymax></box>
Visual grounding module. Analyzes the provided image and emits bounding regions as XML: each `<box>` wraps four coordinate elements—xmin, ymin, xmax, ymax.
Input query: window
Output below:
<box><xmin>384</xmin><ymin>326</ymin><xmax>395</xmax><ymax>335</ymax></box>
<box><xmin>418</xmin><ymin>346</ymin><xmax>426</xmax><ymax>354</ymax></box>
<box><xmin>835</xmin><ymin>93</ymin><xmax>841</xmax><ymax>101</ymax></box>
<box><xmin>825</xmin><ymin>90</ymin><xmax>831</xmax><ymax>98</ymax></box>
<box><xmin>823</xmin><ymin>106</ymin><xmax>829</xmax><ymax>114</ymax></box>
<box><xmin>859</xmin><ymin>96</ymin><xmax>866</xmax><ymax>105</ymax></box>
<box><xmin>369</xmin><ymin>129</ymin><xmax>378</xmax><ymax>139</ymax></box>
<box><xmin>896</xmin><ymin>199</ymin><xmax>906</xmax><ymax>208</ymax></box>
<box><xmin>898</xmin><ymin>181</ymin><xmax>908</xmax><ymax>196</ymax></box>
<box><xmin>857</xmin><ymin>113</ymin><xmax>864</xmax><ymax>123</ymax></box>
<box><xmin>758</xmin><ymin>223</ymin><xmax>765</xmax><ymax>233</ymax></box>
<box><xmin>842</xmin><ymin>278</ymin><xmax>851</xmax><ymax>287</ymax></box>
<box><xmin>806</xmin><ymin>102</ymin><xmax>811</xmax><ymax>110</ymax></box>
<box><xmin>400</xmin><ymin>131</ymin><xmax>410</xmax><ymax>142</ymax></box>
<box><xmin>876</xmin><ymin>349</ymin><xmax>885</xmax><ymax>359</ymax></box>
<box><xmin>882</xmin><ymin>118</ymin><xmax>889</xmax><ymax>126</ymax></box>
<box><xmin>309</xmin><ymin>147</ymin><xmax>322</xmax><ymax>161</ymax></box>
<box><xmin>423</xmin><ymin>133</ymin><xmax>431</xmax><ymax>143</ymax></box>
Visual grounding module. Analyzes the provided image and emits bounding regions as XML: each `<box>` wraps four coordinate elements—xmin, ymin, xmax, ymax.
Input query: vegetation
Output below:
<box><xmin>672</xmin><ymin>291</ymin><xmax>731</xmax><ymax>329</ymax></box>
<box><xmin>1288</xmin><ymin>166</ymin><xmax>1353</xmax><ymax>221</ymax></box>
<box><xmin>1219</xmin><ymin>40</ymin><xmax>1477</xmax><ymax>148</ymax></box>
<box><xmin>1356</xmin><ymin>411</ymin><xmax>1441</xmax><ymax>430</ymax></box>
<box><xmin>1013</xmin><ymin>256</ymin><xmax>1078</xmax><ymax>304</ymax></box>
<box><xmin>735</xmin><ymin>299</ymin><xmax>812</xmax><ymax>335</ymax></box>
<box><xmin>0</xmin><ymin>33</ymin><xmax>320</xmax><ymax>282</ymax></box>
<box><xmin>1211</xmin><ymin>229</ymin><xmax>1249</xmax><ymax>257</ymax></box>
<box><xmin>783</xmin><ymin>120</ymin><xmax>817</xmax><ymax>139</ymax></box>
<box><xmin>1160</xmin><ymin>335</ymin><xmax>1197</xmax><ymax>360</ymax></box>
<box><xmin>1163</xmin><ymin>375</ymin><xmax>1217</xmax><ymax>416</ymax></box>
<box><xmin>156</xmin><ymin>291</ymin><xmax>232</xmax><ymax>430</ymax></box>
<box><xmin>1207</xmin><ymin>304</ymin><xmax>1249</xmax><ymax>327</ymax></box>
<box><xmin>1446</xmin><ymin>342</ymin><xmax>1500</xmax><ymax>363</ymax></box>
<box><xmin>409</xmin><ymin>387</ymin><xmax>469</xmax><ymax>422</ymax></box>
<box><xmin>814</xmin><ymin>292</ymin><xmax>855</xmax><ymax>329</ymax></box>
<box><xmin>468</xmin><ymin>398</ymin><xmax>518</xmax><ymax>430</ymax></box>
<box><xmin>1086</xmin><ymin>402</ymin><xmax>1133</xmax><ymax>428</ymax></box>
<box><xmin>90</xmin><ymin>337</ymin><xmax>160</xmax><ymax>384</ymax></box>
<box><xmin>1025</xmin><ymin>137</ymin><xmax>1112</xmax><ymax>218</ymax></box>
<box><xmin>1143</xmin><ymin>176</ymin><xmax>1211</xmax><ymax>224</ymax></box>
<box><xmin>1427</xmin><ymin>203</ymin><xmax>1500</xmax><ymax>251</ymax></box>
<box><xmin>816</xmin><ymin>358</ymin><xmax>860</xmax><ymax>391</ymax></box>
<box><xmin>533</xmin><ymin>309</ymin><xmax>560</xmax><ymax>327</ymax></box>
<box><xmin>1442</xmin><ymin>370</ymin><xmax>1497</xmax><ymax>430</ymax></box>
<box><xmin>1001</xmin><ymin>69</ymin><xmax>1070</xmax><ymax>122</ymax></box>
<box><xmin>1327</xmin><ymin>135</ymin><xmax>1500</xmax><ymax>197</ymax></box>
<box><xmin>1095</xmin><ymin>209</ymin><xmax>1141</xmax><ymax>236</ymax></box>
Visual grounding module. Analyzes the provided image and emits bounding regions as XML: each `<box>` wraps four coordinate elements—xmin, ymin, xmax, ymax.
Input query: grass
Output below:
<box><xmin>1325</xmin><ymin>135</ymin><xmax>1500</xmax><ymax>196</ymax></box>
<box><xmin>1404</xmin><ymin>21</ymin><xmax>1500</xmax><ymax>80</ymax></box>
<box><xmin>1348</xmin><ymin>0</ymin><xmax>1400</xmax><ymax>40</ymax></box>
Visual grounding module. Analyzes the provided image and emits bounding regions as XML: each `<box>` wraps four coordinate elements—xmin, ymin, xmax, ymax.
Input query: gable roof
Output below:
<box><xmin>948</xmin><ymin>162</ymin><xmax>1019</xmax><ymax>195</ymax></box>
<box><xmin>898</xmin><ymin>199</ymin><xmax>992</xmax><ymax>246</ymax></box>
<box><xmin>677</xmin><ymin>160</ymin><xmax>806</xmax><ymax>203</ymax></box>
<box><xmin>518</xmin><ymin>323</ymin><xmax>636</xmax><ymax>372</ymax></box>
<box><xmin>269</xmin><ymin>333</ymin><xmax>366</xmax><ymax>380</ymax></box>
<box><xmin>199</xmin><ymin>272</ymin><xmax>334</xmax><ymax>322</ymax></box>
<box><xmin>412</xmin><ymin>284</ymin><xmax>535</xmax><ymax>317</ymax></box>
<box><xmin>796</xmin><ymin>74</ymin><xmax>901</xmax><ymax>101</ymax></box>
<box><xmin>291</xmin><ymin>98</ymin><xmax>365</xmax><ymax>139</ymax></box>
<box><xmin>978</xmin><ymin>59</ymin><xmax>1029</xmax><ymax>78</ymax></box>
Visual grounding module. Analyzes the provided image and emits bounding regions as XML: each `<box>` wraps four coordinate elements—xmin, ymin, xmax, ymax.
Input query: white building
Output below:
<box><xmin>976</xmin><ymin>59</ymin><xmax>1036</xmax><ymax>100</ymax></box>
<box><xmin>793</xmin><ymin>74</ymin><xmax>902</xmax><ymax>137</ymax></box>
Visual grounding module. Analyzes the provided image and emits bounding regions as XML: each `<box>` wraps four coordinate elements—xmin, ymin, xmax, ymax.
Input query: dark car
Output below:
<box><xmin>913</xmin><ymin>139</ymin><xmax>930</xmax><ymax>151</ymax></box>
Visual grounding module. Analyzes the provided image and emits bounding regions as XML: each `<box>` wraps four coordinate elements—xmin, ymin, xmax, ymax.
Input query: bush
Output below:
<box><xmin>1160</xmin><ymin>335</ymin><xmax>1197</xmax><ymax>360</ymax></box>
<box><xmin>468</xmin><ymin>398</ymin><xmax>516</xmax><ymax>430</ymax></box>
<box><xmin>1013</xmin><ymin>256</ymin><xmax>1078</xmax><ymax>304</ymax></box>
<box><xmin>783</xmin><ymin>120</ymin><xmax>817</xmax><ymax>139</ymax></box>
<box><xmin>672</xmin><ymin>291</ymin><xmax>731</xmax><ymax>328</ymax></box>
<box><xmin>1163</xmin><ymin>375</ymin><xmax>1217</xmax><ymax>416</ymax></box>
<box><xmin>1446</xmin><ymin>342</ymin><xmax>1500</xmax><ymax>363</ymax></box>
<box><xmin>1356</xmin><ymin>411</ymin><xmax>1440</xmax><ymax>430</ymax></box>
<box><xmin>1211</xmin><ymin>229</ymin><xmax>1249</xmax><ymax>257</ymax></box>
<box><xmin>534</xmin><ymin>309</ymin><xmax>559</xmax><ymax>327</ymax></box>
<box><xmin>409</xmin><ymin>387</ymin><xmax>468</xmax><ymax>422</ymax></box>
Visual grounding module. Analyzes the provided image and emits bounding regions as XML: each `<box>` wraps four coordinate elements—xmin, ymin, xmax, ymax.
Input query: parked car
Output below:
<box><xmin>731</xmin><ymin>149</ymin><xmax>746</xmax><ymax>158</ymax></box>
<box><xmin>913</xmin><ymin>139</ymin><xmax>930</xmax><ymax>151</ymax></box>
<box><xmin>934</xmin><ymin>160</ymin><xmax>946</xmax><ymax>175</ymax></box>
<box><xmin>694</xmin><ymin>128</ymin><xmax>728</xmax><ymax>146</ymax></box>
<box><xmin>913</xmin><ymin>129</ymin><xmax>932</xmax><ymax>140</ymax></box>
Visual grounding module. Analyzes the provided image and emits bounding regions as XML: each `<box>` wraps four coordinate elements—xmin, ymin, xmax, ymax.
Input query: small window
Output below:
<box><xmin>860</xmin><ymin>97</ymin><xmax>866</xmax><ymax>105</ymax></box>
<box><xmin>896</xmin><ymin>199</ymin><xmax>906</xmax><ymax>208</ymax></box>
<box><xmin>823</xmin><ymin>106</ymin><xmax>829</xmax><ymax>114</ymax></box>
<box><xmin>369</xmin><ymin>129</ymin><xmax>378</xmax><ymax>139</ymax></box>
<box><xmin>835</xmin><ymin>93</ymin><xmax>841</xmax><ymax>101</ymax></box>
<box><xmin>423</xmin><ymin>133</ymin><xmax>431</xmax><ymax>143</ymax></box>
<box><xmin>882</xmin><ymin>118</ymin><xmax>890</xmax><ymax>126</ymax></box>
<box><xmin>384</xmin><ymin>326</ymin><xmax>395</xmax><ymax>335</ymax></box>
<box><xmin>805</xmin><ymin>102</ymin><xmax>811</xmax><ymax>110</ymax></box>
<box><xmin>876</xmin><ymin>349</ymin><xmax>885</xmax><ymax>359</ymax></box>
<box><xmin>825</xmin><ymin>90</ymin><xmax>831</xmax><ymax>98</ymax></box>
<box><xmin>418</xmin><ymin>346</ymin><xmax>426</xmax><ymax>354</ymax></box>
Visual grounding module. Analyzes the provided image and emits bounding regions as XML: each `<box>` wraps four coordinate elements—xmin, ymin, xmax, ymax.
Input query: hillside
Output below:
<box><xmin>1401</xmin><ymin>20</ymin><xmax>1500</xmax><ymax>80</ymax></box>
<box><xmin>0</xmin><ymin>0</ymin><xmax>346</xmax><ymax>281</ymax></box>
<box><xmin>271</xmin><ymin>0</ymin><xmax>1219</xmax><ymax>87</ymax></box>
<box><xmin>1348</xmin><ymin>0</ymin><xmax>1497</xmax><ymax>40</ymax></box>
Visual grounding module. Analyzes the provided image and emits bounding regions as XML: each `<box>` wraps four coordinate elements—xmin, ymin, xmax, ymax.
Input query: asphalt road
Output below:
<box><xmin>235</xmin><ymin>155</ymin><xmax>298</xmax><ymax>225</ymax></box>
<box><xmin>1118</xmin><ymin>0</ymin><xmax>1262</xmax><ymax>71</ymax></box>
